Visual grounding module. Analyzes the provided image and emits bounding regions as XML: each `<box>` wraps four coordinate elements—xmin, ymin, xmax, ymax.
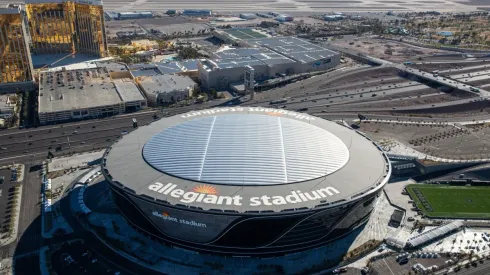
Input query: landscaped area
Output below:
<box><xmin>406</xmin><ymin>184</ymin><xmax>490</xmax><ymax>219</ymax></box>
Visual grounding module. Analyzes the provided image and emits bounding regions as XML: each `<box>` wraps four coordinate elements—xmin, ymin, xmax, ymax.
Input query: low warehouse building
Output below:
<box><xmin>199</xmin><ymin>37</ymin><xmax>340</xmax><ymax>90</ymax></box>
<box><xmin>239</xmin><ymin>13</ymin><xmax>257</xmax><ymax>20</ymax></box>
<box><xmin>136</xmin><ymin>74</ymin><xmax>196</xmax><ymax>106</ymax></box>
<box><xmin>38</xmin><ymin>67</ymin><xmax>147</xmax><ymax>124</ymax></box>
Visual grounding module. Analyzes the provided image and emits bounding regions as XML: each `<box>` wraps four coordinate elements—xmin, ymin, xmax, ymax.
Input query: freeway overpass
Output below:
<box><xmin>394</xmin><ymin>64</ymin><xmax>490</xmax><ymax>98</ymax></box>
<box><xmin>327</xmin><ymin>43</ymin><xmax>490</xmax><ymax>98</ymax></box>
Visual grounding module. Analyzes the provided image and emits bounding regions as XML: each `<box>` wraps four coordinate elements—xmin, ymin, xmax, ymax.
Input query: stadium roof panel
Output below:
<box><xmin>104</xmin><ymin>107</ymin><xmax>390</xmax><ymax>213</ymax></box>
<box><xmin>142</xmin><ymin>114</ymin><xmax>349</xmax><ymax>185</ymax></box>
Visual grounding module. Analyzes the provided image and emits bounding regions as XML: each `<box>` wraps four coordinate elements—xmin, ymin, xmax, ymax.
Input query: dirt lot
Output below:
<box><xmin>333</xmin><ymin>38</ymin><xmax>452</xmax><ymax>62</ymax></box>
<box><xmin>358</xmin><ymin>121</ymin><xmax>490</xmax><ymax>159</ymax></box>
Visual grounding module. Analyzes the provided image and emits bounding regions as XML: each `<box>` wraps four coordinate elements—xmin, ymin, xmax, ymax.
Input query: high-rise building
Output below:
<box><xmin>0</xmin><ymin>7</ymin><xmax>33</xmax><ymax>85</ymax></box>
<box><xmin>25</xmin><ymin>0</ymin><xmax>108</xmax><ymax>57</ymax></box>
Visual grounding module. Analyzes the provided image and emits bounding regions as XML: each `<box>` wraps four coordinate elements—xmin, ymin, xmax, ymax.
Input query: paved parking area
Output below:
<box><xmin>370</xmin><ymin>255</ymin><xmax>447</xmax><ymax>275</ymax></box>
<box><xmin>0</xmin><ymin>168</ymin><xmax>20</xmax><ymax>238</ymax></box>
<box><xmin>52</xmin><ymin>241</ymin><xmax>128</xmax><ymax>275</ymax></box>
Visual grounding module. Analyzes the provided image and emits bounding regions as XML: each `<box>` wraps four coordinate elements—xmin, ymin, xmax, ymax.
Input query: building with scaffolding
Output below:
<box><xmin>0</xmin><ymin>7</ymin><xmax>34</xmax><ymax>88</ymax></box>
<box><xmin>25</xmin><ymin>0</ymin><xmax>108</xmax><ymax>57</ymax></box>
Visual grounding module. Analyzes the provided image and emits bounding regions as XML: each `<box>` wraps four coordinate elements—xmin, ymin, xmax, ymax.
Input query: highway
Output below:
<box><xmin>0</xmin><ymin>98</ymin><xmax>234</xmax><ymax>165</ymax></box>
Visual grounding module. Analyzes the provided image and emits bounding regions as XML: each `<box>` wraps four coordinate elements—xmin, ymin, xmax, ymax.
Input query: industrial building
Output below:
<box><xmin>181</xmin><ymin>9</ymin><xmax>212</xmax><ymax>17</ymax></box>
<box><xmin>213</xmin><ymin>28</ymin><xmax>269</xmax><ymax>45</ymax></box>
<box><xmin>239</xmin><ymin>13</ymin><xmax>257</xmax><ymax>20</ymax></box>
<box><xmin>324</xmin><ymin>15</ymin><xmax>345</xmax><ymax>21</ymax></box>
<box><xmin>129</xmin><ymin>60</ymin><xmax>200</xmax><ymax>79</ymax></box>
<box><xmin>102</xmin><ymin>107</ymin><xmax>391</xmax><ymax>256</ymax></box>
<box><xmin>276</xmin><ymin>14</ymin><xmax>294</xmax><ymax>22</ymax></box>
<box><xmin>136</xmin><ymin>74</ymin><xmax>196</xmax><ymax>106</ymax></box>
<box><xmin>117</xmin><ymin>11</ymin><xmax>152</xmax><ymax>20</ymax></box>
<box><xmin>199</xmin><ymin>37</ymin><xmax>340</xmax><ymax>90</ymax></box>
<box><xmin>0</xmin><ymin>7</ymin><xmax>33</xmax><ymax>87</ymax></box>
<box><xmin>25</xmin><ymin>0</ymin><xmax>108</xmax><ymax>57</ymax></box>
<box><xmin>38</xmin><ymin>63</ymin><xmax>147</xmax><ymax>124</ymax></box>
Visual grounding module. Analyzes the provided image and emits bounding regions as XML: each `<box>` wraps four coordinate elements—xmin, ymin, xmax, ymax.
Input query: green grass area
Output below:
<box><xmin>406</xmin><ymin>184</ymin><xmax>490</xmax><ymax>219</ymax></box>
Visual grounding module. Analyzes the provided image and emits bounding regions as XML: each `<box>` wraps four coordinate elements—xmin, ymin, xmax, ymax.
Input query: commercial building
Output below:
<box><xmin>136</xmin><ymin>74</ymin><xmax>196</xmax><ymax>106</ymax></box>
<box><xmin>129</xmin><ymin>60</ymin><xmax>200</xmax><ymax>79</ymax></box>
<box><xmin>38</xmin><ymin>63</ymin><xmax>146</xmax><ymax>124</ymax></box>
<box><xmin>181</xmin><ymin>9</ymin><xmax>212</xmax><ymax>17</ymax></box>
<box><xmin>0</xmin><ymin>8</ymin><xmax>33</xmax><ymax>87</ymax></box>
<box><xmin>276</xmin><ymin>14</ymin><xmax>293</xmax><ymax>22</ymax></box>
<box><xmin>324</xmin><ymin>15</ymin><xmax>344</xmax><ymax>21</ymax></box>
<box><xmin>102</xmin><ymin>107</ymin><xmax>391</xmax><ymax>256</ymax></box>
<box><xmin>25</xmin><ymin>0</ymin><xmax>108</xmax><ymax>57</ymax></box>
<box><xmin>239</xmin><ymin>13</ymin><xmax>257</xmax><ymax>20</ymax></box>
<box><xmin>0</xmin><ymin>94</ymin><xmax>17</xmax><ymax>127</ymax></box>
<box><xmin>199</xmin><ymin>37</ymin><xmax>340</xmax><ymax>90</ymax></box>
<box><xmin>117</xmin><ymin>11</ymin><xmax>152</xmax><ymax>20</ymax></box>
<box><xmin>213</xmin><ymin>28</ymin><xmax>269</xmax><ymax>46</ymax></box>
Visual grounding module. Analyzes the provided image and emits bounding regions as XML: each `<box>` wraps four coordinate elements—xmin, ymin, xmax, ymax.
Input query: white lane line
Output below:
<box><xmin>0</xmin><ymin>110</ymin><xmax>156</xmax><ymax>137</ymax></box>
<box><xmin>382</xmin><ymin>258</ymin><xmax>395</xmax><ymax>275</ymax></box>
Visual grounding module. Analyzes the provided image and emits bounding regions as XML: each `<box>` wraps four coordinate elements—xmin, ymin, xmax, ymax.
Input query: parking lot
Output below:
<box><xmin>0</xmin><ymin>168</ymin><xmax>21</xmax><ymax>239</ymax></box>
<box><xmin>370</xmin><ymin>253</ymin><xmax>447</xmax><ymax>275</ymax></box>
<box><xmin>52</xmin><ymin>241</ymin><xmax>128</xmax><ymax>275</ymax></box>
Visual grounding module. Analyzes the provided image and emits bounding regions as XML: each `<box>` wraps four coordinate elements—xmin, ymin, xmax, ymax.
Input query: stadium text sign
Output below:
<box><xmin>180</xmin><ymin>107</ymin><xmax>315</xmax><ymax>121</ymax></box>
<box><xmin>152</xmin><ymin>211</ymin><xmax>207</xmax><ymax>228</ymax></box>
<box><xmin>148</xmin><ymin>182</ymin><xmax>339</xmax><ymax>207</ymax></box>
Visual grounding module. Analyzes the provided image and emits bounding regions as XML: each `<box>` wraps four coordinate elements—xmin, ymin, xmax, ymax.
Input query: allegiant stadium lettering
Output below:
<box><xmin>148</xmin><ymin>182</ymin><xmax>339</xmax><ymax>207</ymax></box>
<box><xmin>180</xmin><ymin>107</ymin><xmax>315</xmax><ymax>121</ymax></box>
<box><xmin>152</xmin><ymin>211</ymin><xmax>207</xmax><ymax>228</ymax></box>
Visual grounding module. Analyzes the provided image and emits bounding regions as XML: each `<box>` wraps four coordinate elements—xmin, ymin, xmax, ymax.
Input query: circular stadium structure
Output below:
<box><xmin>102</xmin><ymin>107</ymin><xmax>391</xmax><ymax>256</ymax></box>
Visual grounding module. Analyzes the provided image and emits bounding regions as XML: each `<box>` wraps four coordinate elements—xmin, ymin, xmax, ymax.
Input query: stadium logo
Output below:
<box><xmin>148</xmin><ymin>182</ymin><xmax>340</xmax><ymax>207</ymax></box>
<box><xmin>192</xmin><ymin>184</ymin><xmax>218</xmax><ymax>195</ymax></box>
<box><xmin>152</xmin><ymin>211</ymin><xmax>206</xmax><ymax>228</ymax></box>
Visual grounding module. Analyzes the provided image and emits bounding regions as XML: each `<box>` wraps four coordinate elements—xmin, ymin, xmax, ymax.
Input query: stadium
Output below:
<box><xmin>101</xmin><ymin>107</ymin><xmax>391</xmax><ymax>256</ymax></box>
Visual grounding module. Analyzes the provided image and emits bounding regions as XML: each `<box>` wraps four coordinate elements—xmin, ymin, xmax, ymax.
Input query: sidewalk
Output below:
<box><xmin>0</xmin><ymin>184</ymin><xmax>22</xmax><ymax>247</ymax></box>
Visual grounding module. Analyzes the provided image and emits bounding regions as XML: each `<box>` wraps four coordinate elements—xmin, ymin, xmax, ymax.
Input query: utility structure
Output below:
<box><xmin>244</xmin><ymin>65</ymin><xmax>255</xmax><ymax>100</ymax></box>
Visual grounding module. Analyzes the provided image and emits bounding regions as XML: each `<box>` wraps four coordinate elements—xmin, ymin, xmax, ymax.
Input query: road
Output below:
<box><xmin>0</xmin><ymin>98</ymin><xmax>228</xmax><ymax>165</ymax></box>
<box><xmin>56</xmin><ymin>178</ymin><xmax>166</xmax><ymax>275</ymax></box>
<box><xmin>437</xmin><ymin>260</ymin><xmax>490</xmax><ymax>275</ymax></box>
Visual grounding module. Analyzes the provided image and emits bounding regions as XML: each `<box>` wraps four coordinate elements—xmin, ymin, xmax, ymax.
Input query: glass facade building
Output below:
<box><xmin>25</xmin><ymin>0</ymin><xmax>108</xmax><ymax>57</ymax></box>
<box><xmin>0</xmin><ymin>8</ymin><xmax>33</xmax><ymax>84</ymax></box>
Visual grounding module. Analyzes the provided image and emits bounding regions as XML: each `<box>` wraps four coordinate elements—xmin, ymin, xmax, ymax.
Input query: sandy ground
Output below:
<box><xmin>333</xmin><ymin>38</ymin><xmax>452</xmax><ymax>62</ymax></box>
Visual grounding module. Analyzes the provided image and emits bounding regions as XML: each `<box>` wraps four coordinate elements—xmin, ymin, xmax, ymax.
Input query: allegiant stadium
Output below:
<box><xmin>101</xmin><ymin>107</ymin><xmax>391</xmax><ymax>256</ymax></box>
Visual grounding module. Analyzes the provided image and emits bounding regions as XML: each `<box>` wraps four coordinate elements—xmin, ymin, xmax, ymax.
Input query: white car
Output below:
<box><xmin>91</xmin><ymin>258</ymin><xmax>98</xmax><ymax>263</ymax></box>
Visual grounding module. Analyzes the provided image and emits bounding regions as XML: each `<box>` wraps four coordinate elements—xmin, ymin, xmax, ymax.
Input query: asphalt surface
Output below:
<box><xmin>52</xmin><ymin>241</ymin><xmax>131</xmax><ymax>275</ymax></box>
<box><xmin>55</xmin><ymin>174</ymin><xmax>168</xmax><ymax>275</ymax></box>
<box><xmin>443</xmin><ymin>260</ymin><xmax>490</xmax><ymax>275</ymax></box>
<box><xmin>0</xmin><ymin>53</ymin><xmax>490</xmax><ymax>274</ymax></box>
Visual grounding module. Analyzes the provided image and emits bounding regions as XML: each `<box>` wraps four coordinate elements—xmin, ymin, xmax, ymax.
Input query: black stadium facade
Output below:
<box><xmin>102</xmin><ymin>107</ymin><xmax>391</xmax><ymax>256</ymax></box>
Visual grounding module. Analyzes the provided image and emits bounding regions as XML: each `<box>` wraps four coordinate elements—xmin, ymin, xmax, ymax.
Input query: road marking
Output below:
<box><xmin>382</xmin><ymin>258</ymin><xmax>395</xmax><ymax>275</ymax></box>
<box><xmin>0</xmin><ymin>110</ymin><xmax>157</xmax><ymax>138</ymax></box>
